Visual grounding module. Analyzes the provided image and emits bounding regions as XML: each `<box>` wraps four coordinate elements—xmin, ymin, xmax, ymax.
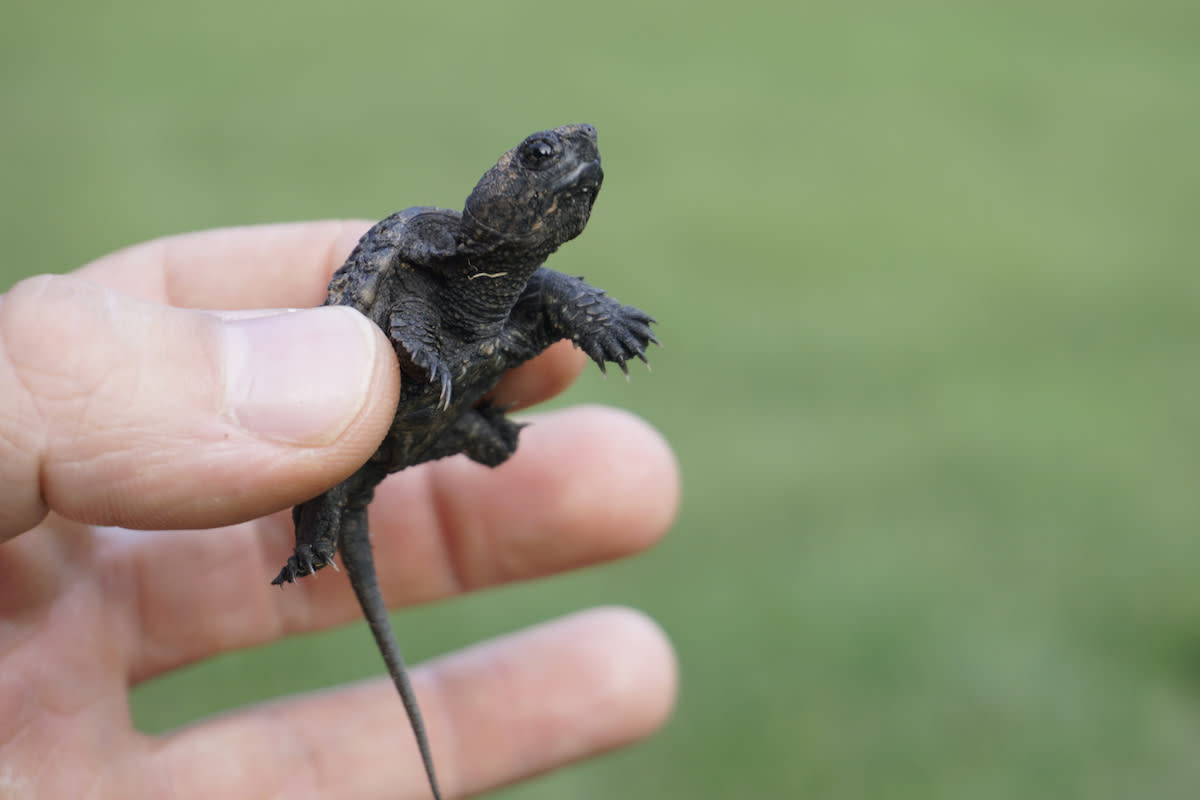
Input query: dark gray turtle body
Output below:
<box><xmin>271</xmin><ymin>124</ymin><xmax>656</xmax><ymax>800</ymax></box>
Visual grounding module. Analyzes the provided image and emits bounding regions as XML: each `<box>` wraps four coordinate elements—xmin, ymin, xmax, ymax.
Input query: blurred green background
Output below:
<box><xmin>4</xmin><ymin>0</ymin><xmax>1199</xmax><ymax>797</ymax></box>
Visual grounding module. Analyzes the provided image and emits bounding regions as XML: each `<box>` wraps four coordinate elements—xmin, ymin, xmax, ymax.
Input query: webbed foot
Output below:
<box><xmin>271</xmin><ymin>539</ymin><xmax>338</xmax><ymax>585</ymax></box>
<box><xmin>574</xmin><ymin>296</ymin><xmax>659</xmax><ymax>376</ymax></box>
<box><xmin>272</xmin><ymin>487</ymin><xmax>348</xmax><ymax>586</ymax></box>
<box><xmin>391</xmin><ymin>313</ymin><xmax>454</xmax><ymax>410</ymax></box>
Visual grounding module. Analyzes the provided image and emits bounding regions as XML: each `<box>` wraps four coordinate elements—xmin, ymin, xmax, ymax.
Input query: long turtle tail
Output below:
<box><xmin>339</xmin><ymin>510</ymin><xmax>443</xmax><ymax>800</ymax></box>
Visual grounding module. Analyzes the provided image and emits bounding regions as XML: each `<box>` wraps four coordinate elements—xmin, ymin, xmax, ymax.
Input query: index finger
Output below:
<box><xmin>76</xmin><ymin>221</ymin><xmax>371</xmax><ymax>309</ymax></box>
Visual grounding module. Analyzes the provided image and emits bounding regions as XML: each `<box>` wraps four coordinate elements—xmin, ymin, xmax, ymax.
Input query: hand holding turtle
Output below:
<box><xmin>0</xmin><ymin>223</ymin><xmax>679</xmax><ymax>798</ymax></box>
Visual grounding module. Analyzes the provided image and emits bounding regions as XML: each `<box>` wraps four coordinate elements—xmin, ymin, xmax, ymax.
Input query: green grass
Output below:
<box><xmin>4</xmin><ymin>1</ymin><xmax>1200</xmax><ymax>797</ymax></box>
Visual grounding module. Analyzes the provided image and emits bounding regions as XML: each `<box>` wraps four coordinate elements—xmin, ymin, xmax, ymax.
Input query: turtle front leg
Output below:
<box><xmin>505</xmin><ymin>267</ymin><xmax>658</xmax><ymax>375</ymax></box>
<box><xmin>390</xmin><ymin>302</ymin><xmax>454</xmax><ymax>410</ymax></box>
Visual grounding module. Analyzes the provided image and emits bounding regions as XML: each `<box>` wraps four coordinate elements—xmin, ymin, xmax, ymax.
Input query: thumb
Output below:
<box><xmin>0</xmin><ymin>274</ymin><xmax>399</xmax><ymax>540</ymax></box>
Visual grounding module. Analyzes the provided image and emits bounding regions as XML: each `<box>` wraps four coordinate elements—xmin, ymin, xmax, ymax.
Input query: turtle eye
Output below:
<box><xmin>518</xmin><ymin>133</ymin><xmax>561</xmax><ymax>169</ymax></box>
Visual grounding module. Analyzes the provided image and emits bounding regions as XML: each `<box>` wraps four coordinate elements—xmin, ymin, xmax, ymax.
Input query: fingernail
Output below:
<box><xmin>222</xmin><ymin>306</ymin><xmax>378</xmax><ymax>445</ymax></box>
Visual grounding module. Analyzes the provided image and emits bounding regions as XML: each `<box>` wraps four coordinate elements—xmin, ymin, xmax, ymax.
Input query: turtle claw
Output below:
<box><xmin>437</xmin><ymin>369</ymin><xmax>453</xmax><ymax>411</ymax></box>
<box><xmin>271</xmin><ymin>540</ymin><xmax>337</xmax><ymax>586</ymax></box>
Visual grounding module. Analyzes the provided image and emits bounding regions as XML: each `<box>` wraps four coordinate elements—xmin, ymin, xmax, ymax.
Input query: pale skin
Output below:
<box><xmin>0</xmin><ymin>222</ymin><xmax>680</xmax><ymax>799</ymax></box>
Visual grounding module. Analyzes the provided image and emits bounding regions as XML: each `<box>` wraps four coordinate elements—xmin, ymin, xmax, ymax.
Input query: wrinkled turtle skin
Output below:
<box><xmin>271</xmin><ymin>124</ymin><xmax>656</xmax><ymax>800</ymax></box>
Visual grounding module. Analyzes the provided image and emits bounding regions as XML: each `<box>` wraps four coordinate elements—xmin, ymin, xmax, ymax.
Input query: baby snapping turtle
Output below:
<box><xmin>272</xmin><ymin>123</ymin><xmax>656</xmax><ymax>800</ymax></box>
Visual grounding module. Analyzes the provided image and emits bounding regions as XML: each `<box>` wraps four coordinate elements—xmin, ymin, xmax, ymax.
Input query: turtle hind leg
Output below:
<box><xmin>271</xmin><ymin>483</ymin><xmax>348</xmax><ymax>585</ymax></box>
<box><xmin>418</xmin><ymin>401</ymin><xmax>524</xmax><ymax>467</ymax></box>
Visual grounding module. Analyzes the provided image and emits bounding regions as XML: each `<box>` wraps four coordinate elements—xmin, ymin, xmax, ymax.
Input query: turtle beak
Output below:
<box><xmin>554</xmin><ymin>158</ymin><xmax>604</xmax><ymax>195</ymax></box>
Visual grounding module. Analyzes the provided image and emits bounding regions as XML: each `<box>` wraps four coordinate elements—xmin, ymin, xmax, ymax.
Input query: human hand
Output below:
<box><xmin>0</xmin><ymin>223</ymin><xmax>680</xmax><ymax>798</ymax></box>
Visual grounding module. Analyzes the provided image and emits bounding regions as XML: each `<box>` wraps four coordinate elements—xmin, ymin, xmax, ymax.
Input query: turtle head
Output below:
<box><xmin>462</xmin><ymin>124</ymin><xmax>603</xmax><ymax>256</ymax></box>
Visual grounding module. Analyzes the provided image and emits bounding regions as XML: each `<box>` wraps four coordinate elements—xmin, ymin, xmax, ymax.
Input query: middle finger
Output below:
<box><xmin>119</xmin><ymin>405</ymin><xmax>678</xmax><ymax>683</ymax></box>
